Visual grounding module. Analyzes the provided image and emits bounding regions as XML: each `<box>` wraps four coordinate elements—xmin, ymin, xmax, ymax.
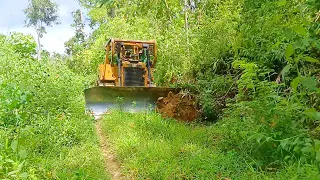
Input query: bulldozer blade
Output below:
<box><xmin>84</xmin><ymin>86</ymin><xmax>179</xmax><ymax>118</ymax></box>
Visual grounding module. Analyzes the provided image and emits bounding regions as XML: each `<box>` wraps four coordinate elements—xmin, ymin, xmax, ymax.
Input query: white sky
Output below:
<box><xmin>0</xmin><ymin>0</ymin><xmax>90</xmax><ymax>54</ymax></box>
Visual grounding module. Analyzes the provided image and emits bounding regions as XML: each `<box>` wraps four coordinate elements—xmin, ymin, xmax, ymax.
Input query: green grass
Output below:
<box><xmin>0</xmin><ymin>36</ymin><xmax>110</xmax><ymax>179</ymax></box>
<box><xmin>47</xmin><ymin>139</ymin><xmax>109</xmax><ymax>179</ymax></box>
<box><xmin>100</xmin><ymin>111</ymin><xmax>242</xmax><ymax>179</ymax></box>
<box><xmin>100</xmin><ymin>110</ymin><xmax>320</xmax><ymax>180</ymax></box>
<box><xmin>0</xmin><ymin>115</ymin><xmax>110</xmax><ymax>180</ymax></box>
<box><xmin>41</xmin><ymin>120</ymin><xmax>110</xmax><ymax>180</ymax></box>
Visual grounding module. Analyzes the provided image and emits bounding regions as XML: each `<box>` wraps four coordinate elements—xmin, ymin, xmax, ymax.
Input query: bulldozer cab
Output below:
<box><xmin>105</xmin><ymin>38</ymin><xmax>157</xmax><ymax>65</ymax></box>
<box><xmin>100</xmin><ymin>38</ymin><xmax>157</xmax><ymax>87</ymax></box>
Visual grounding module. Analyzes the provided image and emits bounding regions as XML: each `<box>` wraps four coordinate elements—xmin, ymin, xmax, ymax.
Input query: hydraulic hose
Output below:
<box><xmin>146</xmin><ymin>48</ymin><xmax>152</xmax><ymax>87</ymax></box>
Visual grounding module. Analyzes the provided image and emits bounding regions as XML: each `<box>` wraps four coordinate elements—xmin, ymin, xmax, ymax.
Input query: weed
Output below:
<box><xmin>0</xmin><ymin>34</ymin><xmax>109</xmax><ymax>179</ymax></box>
<box><xmin>100</xmin><ymin>111</ymin><xmax>320</xmax><ymax>179</ymax></box>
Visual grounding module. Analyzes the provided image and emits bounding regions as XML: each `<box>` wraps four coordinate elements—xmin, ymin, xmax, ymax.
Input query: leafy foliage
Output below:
<box><xmin>101</xmin><ymin>110</ymin><xmax>320</xmax><ymax>179</ymax></box>
<box><xmin>0</xmin><ymin>33</ymin><xmax>108</xmax><ymax>179</ymax></box>
<box><xmin>24</xmin><ymin>0</ymin><xmax>59</xmax><ymax>35</ymax></box>
<box><xmin>65</xmin><ymin>9</ymin><xmax>87</xmax><ymax>56</ymax></box>
<box><xmin>73</xmin><ymin>0</ymin><xmax>320</xmax><ymax>177</ymax></box>
<box><xmin>2</xmin><ymin>0</ymin><xmax>319</xmax><ymax>178</ymax></box>
<box><xmin>24</xmin><ymin>0</ymin><xmax>60</xmax><ymax>59</ymax></box>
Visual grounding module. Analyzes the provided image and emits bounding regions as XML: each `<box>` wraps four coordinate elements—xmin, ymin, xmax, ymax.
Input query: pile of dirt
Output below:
<box><xmin>156</xmin><ymin>91</ymin><xmax>199</xmax><ymax>122</ymax></box>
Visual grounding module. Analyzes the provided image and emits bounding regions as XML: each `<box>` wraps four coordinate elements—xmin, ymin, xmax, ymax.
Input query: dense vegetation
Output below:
<box><xmin>1</xmin><ymin>0</ymin><xmax>320</xmax><ymax>179</ymax></box>
<box><xmin>101</xmin><ymin>111</ymin><xmax>320</xmax><ymax>179</ymax></box>
<box><xmin>0</xmin><ymin>33</ymin><xmax>108</xmax><ymax>179</ymax></box>
<box><xmin>74</xmin><ymin>0</ymin><xmax>320</xmax><ymax>178</ymax></box>
<box><xmin>76</xmin><ymin>0</ymin><xmax>319</xmax><ymax>169</ymax></box>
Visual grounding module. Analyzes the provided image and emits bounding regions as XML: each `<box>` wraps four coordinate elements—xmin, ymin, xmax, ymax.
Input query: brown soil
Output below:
<box><xmin>95</xmin><ymin>121</ymin><xmax>124</xmax><ymax>180</ymax></box>
<box><xmin>156</xmin><ymin>91</ymin><xmax>199</xmax><ymax>122</ymax></box>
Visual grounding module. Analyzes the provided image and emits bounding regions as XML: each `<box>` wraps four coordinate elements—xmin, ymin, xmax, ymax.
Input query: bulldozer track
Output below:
<box><xmin>95</xmin><ymin>120</ymin><xmax>124</xmax><ymax>180</ymax></box>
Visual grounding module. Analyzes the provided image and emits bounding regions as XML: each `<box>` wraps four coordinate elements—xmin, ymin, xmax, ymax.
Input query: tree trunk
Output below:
<box><xmin>184</xmin><ymin>0</ymin><xmax>189</xmax><ymax>30</ymax></box>
<box><xmin>184</xmin><ymin>0</ymin><xmax>190</xmax><ymax>56</ymax></box>
<box><xmin>36</xmin><ymin>22</ymin><xmax>42</xmax><ymax>60</ymax></box>
<box><xmin>164</xmin><ymin>0</ymin><xmax>172</xmax><ymax>22</ymax></box>
<box><xmin>37</xmin><ymin>31</ymin><xmax>41</xmax><ymax>60</ymax></box>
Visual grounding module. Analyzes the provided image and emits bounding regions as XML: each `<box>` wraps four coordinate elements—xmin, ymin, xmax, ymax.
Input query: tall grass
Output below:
<box><xmin>100</xmin><ymin>111</ymin><xmax>320</xmax><ymax>179</ymax></box>
<box><xmin>0</xmin><ymin>34</ymin><xmax>109</xmax><ymax>179</ymax></box>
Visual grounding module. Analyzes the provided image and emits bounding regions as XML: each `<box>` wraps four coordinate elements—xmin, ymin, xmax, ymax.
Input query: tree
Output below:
<box><xmin>24</xmin><ymin>0</ymin><xmax>59</xmax><ymax>60</ymax></box>
<box><xmin>65</xmin><ymin>9</ymin><xmax>86</xmax><ymax>55</ymax></box>
<box><xmin>72</xmin><ymin>10</ymin><xmax>86</xmax><ymax>44</ymax></box>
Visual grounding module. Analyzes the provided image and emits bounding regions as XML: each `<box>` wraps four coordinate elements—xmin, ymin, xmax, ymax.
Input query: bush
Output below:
<box><xmin>0</xmin><ymin>33</ymin><xmax>107</xmax><ymax>179</ymax></box>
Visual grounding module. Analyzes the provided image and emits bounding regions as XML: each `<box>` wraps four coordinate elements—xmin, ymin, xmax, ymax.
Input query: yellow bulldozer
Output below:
<box><xmin>84</xmin><ymin>38</ymin><xmax>178</xmax><ymax>117</ymax></box>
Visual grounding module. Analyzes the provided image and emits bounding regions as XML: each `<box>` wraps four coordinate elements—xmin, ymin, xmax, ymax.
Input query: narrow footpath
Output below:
<box><xmin>95</xmin><ymin>120</ymin><xmax>124</xmax><ymax>180</ymax></box>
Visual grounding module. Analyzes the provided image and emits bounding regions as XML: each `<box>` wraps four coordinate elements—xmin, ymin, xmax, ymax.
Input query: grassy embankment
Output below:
<box><xmin>100</xmin><ymin>111</ymin><xmax>320</xmax><ymax>179</ymax></box>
